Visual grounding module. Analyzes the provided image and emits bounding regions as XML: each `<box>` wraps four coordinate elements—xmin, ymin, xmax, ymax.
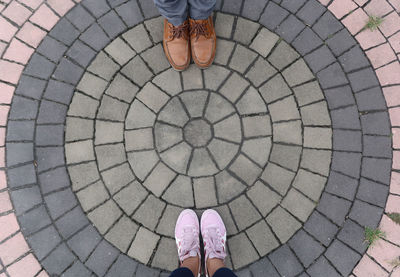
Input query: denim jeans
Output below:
<box><xmin>153</xmin><ymin>0</ymin><xmax>216</xmax><ymax>26</ymax></box>
<box><xmin>169</xmin><ymin>267</ymin><xmax>237</xmax><ymax>277</ymax></box>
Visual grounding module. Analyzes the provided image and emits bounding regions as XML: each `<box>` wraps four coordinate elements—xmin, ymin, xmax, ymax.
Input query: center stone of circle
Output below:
<box><xmin>183</xmin><ymin>119</ymin><xmax>212</xmax><ymax>147</ymax></box>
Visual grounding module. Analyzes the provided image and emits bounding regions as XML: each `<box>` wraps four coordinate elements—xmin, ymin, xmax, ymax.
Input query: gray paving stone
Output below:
<box><xmin>82</xmin><ymin>0</ymin><xmax>110</xmax><ymax>18</ymax></box>
<box><xmin>229</xmin><ymin>154</ymin><xmax>262</xmax><ymax>185</ymax></box>
<box><xmin>304</xmin><ymin>127</ymin><xmax>332</xmax><ymax>149</ymax></box>
<box><xmin>332</xmin><ymin>129</ymin><xmax>362</xmax><ymax>152</ymax></box>
<box><xmin>50</xmin><ymin>18</ymin><xmax>80</xmax><ymax>45</ymax></box>
<box><xmin>325</xmin><ymin>240</ymin><xmax>361</xmax><ymax>276</ymax></box>
<box><xmin>18</xmin><ymin>205</ymin><xmax>51</xmax><ymax>236</ymax></box>
<box><xmin>62</xmin><ymin>261</ymin><xmax>92</xmax><ymax>277</ymax></box>
<box><xmin>80</xmin><ymin>23</ymin><xmax>111</xmax><ymax>52</ymax></box>
<box><xmin>44</xmin><ymin>188</ymin><xmax>77</xmax><ymax>220</ymax></box>
<box><xmin>132</xmin><ymin>195</ymin><xmax>166</xmax><ymax>229</ymax></box>
<box><xmin>9</xmin><ymin>96</ymin><xmax>38</xmax><ymax>120</ymax></box>
<box><xmin>115</xmin><ymin>0</ymin><xmax>144</xmax><ymax>27</ymax></box>
<box><xmin>76</xmin><ymin>181</ymin><xmax>109</xmax><ymax>212</ymax></box>
<box><xmin>37</xmin><ymin>36</ymin><xmax>67</xmax><ymax>64</ymax></box>
<box><xmin>236</xmin><ymin>87</ymin><xmax>267</xmax><ymax>115</ymax></box>
<box><xmin>15</xmin><ymin>75</ymin><xmax>46</xmax><ymax>100</ymax></box>
<box><xmin>105</xmin><ymin>254</ymin><xmax>138</xmax><ymax>277</ymax></box>
<box><xmin>24</xmin><ymin>53</ymin><xmax>55</xmax><ymax>79</ymax></box>
<box><xmin>215</xmin><ymin>170</ymin><xmax>246</xmax><ymax>203</ymax></box>
<box><xmin>87</xmin><ymin>52</ymin><xmax>120</xmax><ymax>81</ymax></box>
<box><xmin>182</xmin><ymin>65</ymin><xmax>203</xmax><ymax>90</ymax></box>
<box><xmin>123</xmin><ymin>24</ymin><xmax>152</xmax><ymax>53</ymax></box>
<box><xmin>87</xmin><ymin>200</ymin><xmax>122</xmax><ymax>234</ymax></box>
<box><xmin>113</xmin><ymin>181</ymin><xmax>148</xmax><ymax>215</ymax></box>
<box><xmin>68</xmin><ymin>161</ymin><xmax>100</xmax><ymax>191</ymax></box>
<box><xmin>106</xmin><ymin>73</ymin><xmax>138</xmax><ymax>103</ymax></box>
<box><xmin>304</xmin><ymin>211</ymin><xmax>338</xmax><ymax>246</ymax></box>
<box><xmin>292</xmin><ymin>28</ymin><xmax>323</xmax><ymax>56</ymax></box>
<box><xmin>269</xmin><ymin>245</ymin><xmax>303</xmax><ymax>277</ymax></box>
<box><xmin>331</xmin><ymin>151</ymin><xmax>361</xmax><ymax>178</ymax></box>
<box><xmin>250</xmin><ymin>28</ymin><xmax>279</xmax><ymax>57</ymax></box>
<box><xmin>348</xmin><ymin>67</ymin><xmax>379</xmax><ymax>92</ymax></box>
<box><xmin>281</xmin><ymin>0</ymin><xmax>306</xmax><ymax>13</ymax></box>
<box><xmin>355</xmin><ymin>87</ymin><xmax>387</xmax><ymax>112</ymax></box>
<box><xmin>282</xmin><ymin>59</ymin><xmax>314</xmax><ymax>86</ymax></box>
<box><xmin>235</xmin><ymin>268</ymin><xmax>252</xmax><ymax>277</ymax></box>
<box><xmin>6</xmin><ymin>142</ymin><xmax>33</xmax><ymax>167</ymax></box>
<box><xmin>65</xmin><ymin>118</ymin><xmax>93</xmax><ymax>142</ymax></box>
<box><xmin>246</xmin><ymin>220</ymin><xmax>279</xmax><ymax>256</ymax></box>
<box><xmin>242</xmin><ymin>0</ymin><xmax>268</xmax><ymax>20</ymax></box>
<box><xmin>45</xmin><ymin>81</ymin><xmax>74</xmax><ymax>106</ymax></box>
<box><xmin>307</xmin><ymin>256</ymin><xmax>341</xmax><ymax>277</ymax></box>
<box><xmin>301</xmin><ymin>149</ymin><xmax>332</xmax><ymax>176</ymax></box>
<box><xmin>98</xmin><ymin>10</ymin><xmax>125</xmax><ymax>38</ymax></box>
<box><xmin>126</xmin><ymin>100</ymin><xmax>156</xmax><ymax>129</ymax></box>
<box><xmin>152</xmin><ymin>68</ymin><xmax>182</xmax><ymax>96</ymax></box>
<box><xmin>282</xmin><ymin>189</ymin><xmax>315</xmax><ymax>222</ymax></box>
<box><xmin>144</xmin><ymin>16</ymin><xmax>164</xmax><ymax>43</ymax></box>
<box><xmin>35</xmin><ymin>124</ymin><xmax>64</xmax><ymax>146</ymax></box>
<box><xmin>36</xmin><ymin>146</ymin><xmax>65</xmax><ymax>172</ymax></box>
<box><xmin>316</xmin><ymin>62</ymin><xmax>348</xmax><ymax>89</ymax></box>
<box><xmin>296</xmin><ymin>0</ymin><xmax>325</xmax><ymax>25</ymax></box>
<box><xmin>261</xmin><ymin>163</ymin><xmax>296</xmax><ymax>196</ymax></box>
<box><xmin>357</xmin><ymin>177</ymin><xmax>388</xmax><ymax>208</ymax></box>
<box><xmin>85</xmin><ymin>240</ymin><xmax>119</xmax><ymax>277</ymax></box>
<box><xmin>105</xmin><ymin>38</ymin><xmax>136</xmax><ymax>66</ymax></box>
<box><xmin>245</xmin><ymin>58</ymin><xmax>277</xmax><ymax>87</ymax></box>
<box><xmin>213</xmin><ymin>114</ymin><xmax>241</xmax><ymax>143</ymax></box>
<box><xmin>65</xmin><ymin>140</ymin><xmax>95</xmax><ymax>165</ymax></box>
<box><xmin>273</xmin><ymin>120</ymin><xmax>302</xmax><ymax>145</ymax></box>
<box><xmin>67</xmin><ymin>225</ymin><xmax>101</xmax><ymax>261</ymax></box>
<box><xmin>160</xmin><ymin>142</ymin><xmax>192</xmax><ymax>174</ymax></box>
<box><xmin>229</xmin><ymin>45</ymin><xmax>258</xmax><ymax>74</ymax></box>
<box><xmin>66</xmin><ymin>40</ymin><xmax>97</xmax><ymax>68</ymax></box>
<box><xmin>11</xmin><ymin>186</ymin><xmax>42</xmax><ymax>216</ymax></box>
<box><xmin>97</xmin><ymin>95</ymin><xmax>129</xmax><ymax>121</ymax></box>
<box><xmin>122</xmin><ymin>56</ymin><xmax>154</xmax><ymax>86</ymax></box>
<box><xmin>269</xmin><ymin>96</ymin><xmax>300</xmax><ymax>122</ymax></box>
<box><xmin>155</xmin><ymin>122</ymin><xmax>183</xmax><ymax>152</ymax></box>
<box><xmin>215</xmin><ymin>39</ymin><xmax>235</xmax><ymax>65</ymax></box>
<box><xmin>143</xmin><ymin>162</ymin><xmax>176</xmax><ymax>197</ymax></box>
<box><xmin>95</xmin><ymin>121</ymin><xmax>123</xmax><ymax>145</ymax></box>
<box><xmin>268</xmin><ymin>41</ymin><xmax>300</xmax><ymax>70</ymax></box>
<box><xmin>363</xmin><ymin>135</ymin><xmax>392</xmax><ymax>158</ymax></box>
<box><xmin>95</xmin><ymin>143</ymin><xmax>126</xmax><ymax>171</ymax></box>
<box><xmin>312</xmin><ymin>11</ymin><xmax>343</xmax><ymax>40</ymax></box>
<box><xmin>219</xmin><ymin>72</ymin><xmax>249</xmax><ymax>102</ymax></box>
<box><xmin>6</xmin><ymin>120</ymin><xmax>35</xmax><ymax>141</ymax></box>
<box><xmin>128</xmin><ymin>227</ymin><xmax>160</xmax><ymax>264</ymax></box>
<box><xmin>37</xmin><ymin>100</ymin><xmax>68</xmax><ymax>125</ymax></box>
<box><xmin>228</xmin><ymin>233</ymin><xmax>259</xmax><ymax>270</ymax></box>
<box><xmin>220</xmin><ymin>0</ymin><xmax>241</xmax><ymax>14</ymax></box>
<box><xmin>249</xmin><ymin>257</ymin><xmax>280</xmax><ymax>277</ymax></box>
<box><xmin>141</xmin><ymin>44</ymin><xmax>171</xmax><ymax>74</ymax></box>
<box><xmin>193</xmin><ymin>176</ymin><xmax>218</xmax><ymax>208</ymax></box>
<box><xmin>247</xmin><ymin>181</ymin><xmax>281</xmax><ymax>216</ymax></box>
<box><xmin>178</xmin><ymin>91</ymin><xmax>206</xmax><ymax>119</ymax></box>
<box><xmin>325</xmin><ymin>171</ymin><xmax>358</xmax><ymax>201</ymax></box>
<box><xmin>212</xmin><ymin>205</ymin><xmax>238</xmax><ymax>235</ymax></box>
<box><xmin>7</xmin><ymin>163</ymin><xmax>36</xmax><ymax>188</ymax></box>
<box><xmin>42</xmin><ymin>243</ymin><xmax>75</xmax><ymax>275</ymax></box>
<box><xmin>229</xmin><ymin>195</ymin><xmax>262</xmax><ymax>230</ymax></box>
<box><xmin>259</xmin><ymin>1</ymin><xmax>289</xmax><ymax>29</ymax></box>
<box><xmin>292</xmin><ymin>169</ymin><xmax>326</xmax><ymax>202</ymax></box>
<box><xmin>259</xmin><ymin>75</ymin><xmax>292</xmax><ymax>105</ymax></box>
<box><xmin>125</xmin><ymin>128</ymin><xmax>154</xmax><ymax>151</ymax></box>
<box><xmin>330</xmin><ymin>105</ymin><xmax>361</xmax><ymax>130</ymax></box>
<box><xmin>269</xmin><ymin>144</ymin><xmax>301</xmax><ymax>171</ymax></box>
<box><xmin>294</xmin><ymin>82</ymin><xmax>324</xmax><ymax>107</ymax></box>
<box><xmin>324</xmin><ymin>85</ymin><xmax>355</xmax><ymax>109</ymax></box>
<box><xmin>339</xmin><ymin>46</ymin><xmax>370</xmax><ymax>73</ymax></box>
<box><xmin>267</xmin><ymin>207</ymin><xmax>301</xmax><ymax>243</ymax></box>
<box><xmin>156</xmin><ymin>205</ymin><xmax>183</xmax><ymax>237</ymax></box>
<box><xmin>233</xmin><ymin>17</ymin><xmax>259</xmax><ymax>45</ymax></box>
<box><xmin>55</xmin><ymin>206</ymin><xmax>89</xmax><ymax>239</ymax></box>
<box><xmin>304</xmin><ymin>45</ymin><xmax>336</xmax><ymax>73</ymax></box>
<box><xmin>135</xmin><ymin>264</ymin><xmax>160</xmax><ymax>277</ymax></box>
<box><xmin>27</xmin><ymin>225</ymin><xmax>61</xmax><ymax>260</ymax></box>
<box><xmin>137</xmin><ymin>83</ymin><xmax>170</xmax><ymax>113</ymax></box>
<box><xmin>162</xmin><ymin>175</ymin><xmax>194</xmax><ymax>207</ymax></box>
<box><xmin>67</xmin><ymin>92</ymin><xmax>99</xmax><ymax>119</ymax></box>
<box><xmin>337</xmin><ymin>219</ymin><xmax>368</xmax><ymax>254</ymax></box>
<box><xmin>276</xmin><ymin>14</ymin><xmax>305</xmax><ymax>43</ymax></box>
<box><xmin>204</xmin><ymin>65</ymin><xmax>230</xmax><ymax>91</ymax></box>
<box><xmin>349</xmin><ymin>199</ymin><xmax>383</xmax><ymax>228</ymax></box>
<box><xmin>317</xmin><ymin>193</ymin><xmax>351</xmax><ymax>225</ymax></box>
<box><xmin>326</xmin><ymin>28</ymin><xmax>357</xmax><ymax>56</ymax></box>
<box><xmin>152</xmin><ymin>237</ymin><xmax>178</xmax><ymax>271</ymax></box>
<box><xmin>242</xmin><ymin>115</ymin><xmax>272</xmax><ymax>137</ymax></box>
<box><xmin>138</xmin><ymin>0</ymin><xmax>159</xmax><ymax>17</ymax></box>
<box><xmin>242</xmin><ymin>137</ymin><xmax>271</xmax><ymax>167</ymax></box>
<box><xmin>77</xmin><ymin>72</ymin><xmax>108</xmax><ymax>99</ymax></box>
<box><xmin>128</xmin><ymin>150</ymin><xmax>159</xmax><ymax>181</ymax></box>
<box><xmin>289</xmin><ymin>229</ymin><xmax>325</xmax><ymax>267</ymax></box>
<box><xmin>360</xmin><ymin>112</ymin><xmax>391</xmax><ymax>135</ymax></box>
<box><xmin>105</xmin><ymin>215</ymin><xmax>138</xmax><ymax>252</ymax></box>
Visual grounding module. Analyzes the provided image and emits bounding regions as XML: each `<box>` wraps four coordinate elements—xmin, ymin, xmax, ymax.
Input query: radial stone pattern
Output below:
<box><xmin>6</xmin><ymin>0</ymin><xmax>393</xmax><ymax>276</ymax></box>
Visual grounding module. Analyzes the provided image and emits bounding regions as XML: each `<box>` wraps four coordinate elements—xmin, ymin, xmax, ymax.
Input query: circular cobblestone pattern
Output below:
<box><xmin>6</xmin><ymin>0</ymin><xmax>393</xmax><ymax>276</ymax></box>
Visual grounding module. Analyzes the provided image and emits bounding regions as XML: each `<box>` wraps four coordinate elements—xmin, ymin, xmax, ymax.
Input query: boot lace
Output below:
<box><xmin>203</xmin><ymin>227</ymin><xmax>225</xmax><ymax>260</ymax></box>
<box><xmin>190</xmin><ymin>21</ymin><xmax>209</xmax><ymax>41</ymax></box>
<box><xmin>169</xmin><ymin>22</ymin><xmax>189</xmax><ymax>40</ymax></box>
<box><xmin>179</xmin><ymin>226</ymin><xmax>199</xmax><ymax>262</ymax></box>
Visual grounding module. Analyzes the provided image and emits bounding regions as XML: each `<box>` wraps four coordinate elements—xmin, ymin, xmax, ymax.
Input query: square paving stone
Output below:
<box><xmin>37</xmin><ymin>100</ymin><xmax>68</xmax><ymax>124</ymax></box>
<box><xmin>15</xmin><ymin>75</ymin><xmax>46</xmax><ymax>100</ymax></box>
<box><xmin>44</xmin><ymin>188</ymin><xmax>77</xmax><ymax>220</ymax></box>
<box><xmin>65</xmin><ymin>140</ymin><xmax>95</xmax><ymax>165</ymax></box>
<box><xmin>96</xmin><ymin>143</ymin><xmax>126</xmax><ymax>170</ymax></box>
<box><xmin>324</xmin><ymin>85</ymin><xmax>355</xmax><ymax>109</ymax></box>
<box><xmin>268</xmin><ymin>41</ymin><xmax>300</xmax><ymax>70</ymax></box>
<box><xmin>95</xmin><ymin>121</ymin><xmax>124</xmax><ymax>145</ymax></box>
<box><xmin>182</xmin><ymin>65</ymin><xmax>204</xmax><ymax>90</ymax></box>
<box><xmin>228</xmin><ymin>233</ymin><xmax>260</xmax><ymax>270</ymax></box>
<box><xmin>304</xmin><ymin>45</ymin><xmax>336</xmax><ymax>73</ymax></box>
<box><xmin>144</xmin><ymin>16</ymin><xmax>164</xmax><ymax>43</ymax></box>
<box><xmin>304</xmin><ymin>127</ymin><xmax>332</xmax><ymax>149</ymax></box>
<box><xmin>76</xmin><ymin>181</ymin><xmax>109</xmax><ymax>212</ymax></box>
<box><xmin>152</xmin><ymin>68</ymin><xmax>182</xmax><ymax>96</ymax></box>
<box><xmin>269</xmin><ymin>245</ymin><xmax>303</xmax><ymax>277</ymax></box>
<box><xmin>27</xmin><ymin>225</ymin><xmax>61</xmax><ymax>260</ymax></box>
<box><xmin>317</xmin><ymin>192</ymin><xmax>352</xmax><ymax>225</ymax></box>
<box><xmin>6</xmin><ymin>142</ymin><xmax>33</xmax><ymax>167</ymax></box>
<box><xmin>77</xmin><ymin>72</ymin><xmax>108</xmax><ymax>99</ymax></box>
<box><xmin>292</xmin><ymin>169</ymin><xmax>326</xmax><ymax>201</ymax></box>
<box><xmin>137</xmin><ymin>82</ymin><xmax>169</xmax><ymax>112</ymax></box>
<box><xmin>85</xmin><ymin>240</ymin><xmax>119</xmax><ymax>277</ymax></box>
<box><xmin>113</xmin><ymin>181</ymin><xmax>148</xmax><ymax>216</ymax></box>
<box><xmin>135</xmin><ymin>264</ymin><xmax>160</xmax><ymax>277</ymax></box>
<box><xmin>268</xmin><ymin>96</ymin><xmax>300</xmax><ymax>122</ymax></box>
<box><xmin>250</xmin><ymin>28</ymin><xmax>279</xmax><ymax>57</ymax></box>
<box><xmin>97</xmin><ymin>95</ymin><xmax>129</xmax><ymax>121</ymax></box>
<box><xmin>349</xmin><ymin>199</ymin><xmax>383</xmax><ymax>228</ymax></box>
<box><xmin>261</xmin><ymin>163</ymin><xmax>296</xmax><ymax>196</ymax></box>
<box><xmin>35</xmin><ymin>125</ymin><xmax>64</xmax><ymax>146</ymax></box>
<box><xmin>141</xmin><ymin>44</ymin><xmax>170</xmax><ymax>74</ymax></box>
<box><xmin>9</xmin><ymin>96</ymin><xmax>38</xmax><ymax>120</ymax></box>
<box><xmin>249</xmin><ymin>257</ymin><xmax>280</xmax><ymax>277</ymax></box>
<box><xmin>330</xmin><ymin>105</ymin><xmax>361</xmax><ymax>130</ymax></box>
<box><xmin>229</xmin><ymin>154</ymin><xmax>262</xmax><ymax>186</ymax></box>
<box><xmin>307</xmin><ymin>256</ymin><xmax>341</xmax><ymax>277</ymax></box>
<box><xmin>312</xmin><ymin>11</ymin><xmax>343</xmax><ymax>40</ymax></box>
<box><xmin>11</xmin><ymin>186</ymin><xmax>42</xmax><ymax>216</ymax></box>
<box><xmin>215</xmin><ymin>170</ymin><xmax>246</xmax><ymax>203</ymax></box>
<box><xmin>273</xmin><ymin>120</ymin><xmax>302</xmax><ymax>145</ymax></box>
<box><xmin>236</xmin><ymin>87</ymin><xmax>268</xmax><ymax>115</ymax></box>
<box><xmin>105</xmin><ymin>254</ymin><xmax>138</xmax><ymax>277</ymax></box>
<box><xmin>66</xmin><ymin>117</ymin><xmax>93</xmax><ymax>142</ymax></box>
<box><xmin>363</xmin><ymin>135</ymin><xmax>392</xmax><ymax>158</ymax></box>
<box><xmin>281</xmin><ymin>188</ymin><xmax>315</xmax><ymax>222</ymax></box>
<box><xmin>87</xmin><ymin>200</ymin><xmax>122</xmax><ymax>234</ymax></box>
<box><xmin>143</xmin><ymin>162</ymin><xmax>176</xmax><ymax>197</ymax></box>
<box><xmin>292</xmin><ymin>28</ymin><xmax>323</xmax><ymax>55</ymax></box>
<box><xmin>132</xmin><ymin>195</ymin><xmax>166</xmax><ymax>229</ymax></box>
<box><xmin>229</xmin><ymin>195</ymin><xmax>262</xmax><ymax>230</ymax></box>
<box><xmin>151</xmin><ymin>237</ymin><xmax>179</xmax><ymax>271</ymax></box>
<box><xmin>339</xmin><ymin>46</ymin><xmax>370</xmax><ymax>73</ymax></box>
<box><xmin>259</xmin><ymin>75</ymin><xmax>292</xmax><ymax>104</ymax></box>
<box><xmin>68</xmin><ymin>161</ymin><xmax>100</xmax><ymax>191</ymax></box>
<box><xmin>105</xmin><ymin>216</ymin><xmax>138</xmax><ymax>252</ymax></box>
<box><xmin>44</xmin><ymin>79</ymin><xmax>74</xmax><ymax>105</ymax></box>
<box><xmin>123</xmin><ymin>24</ymin><xmax>152</xmax><ymax>53</ymax></box>
<box><xmin>49</xmin><ymin>18</ymin><xmax>80</xmax><ymax>45</ymax></box>
<box><xmin>106</xmin><ymin>73</ymin><xmax>139</xmax><ymax>102</ymax></box>
<box><xmin>355</xmin><ymin>87</ymin><xmax>387</xmax><ymax>112</ymax></box>
<box><xmin>6</xmin><ymin>120</ymin><xmax>35</xmax><ymax>141</ymax></box>
<box><xmin>304</xmin><ymin>211</ymin><xmax>339</xmax><ymax>246</ymax></box>
<box><xmin>316</xmin><ymin>62</ymin><xmax>348</xmax><ymax>89</ymax></box>
<box><xmin>87</xmin><ymin>51</ymin><xmax>120</xmax><ymax>81</ymax></box>
<box><xmin>281</xmin><ymin>0</ymin><xmax>306</xmax><ymax>13</ymax></box>
<box><xmin>288</xmin><ymin>229</ymin><xmax>325</xmax><ymax>267</ymax></box>
<box><xmin>275</xmin><ymin>14</ymin><xmax>305</xmax><ymax>43</ymax></box>
<box><xmin>296</xmin><ymin>0</ymin><xmax>325</xmax><ymax>25</ymax></box>
<box><xmin>282</xmin><ymin>59</ymin><xmax>314</xmax><ymax>86</ymax></box>
<box><xmin>98</xmin><ymin>10</ymin><xmax>126</xmax><ymax>38</ymax></box>
<box><xmin>138</xmin><ymin>0</ymin><xmax>159</xmax><ymax>17</ymax></box>
<box><xmin>267</xmin><ymin>206</ymin><xmax>302</xmax><ymax>243</ymax></box>
<box><xmin>214</xmin><ymin>205</ymin><xmax>238</xmax><ymax>235</ymax></box>
<box><xmin>229</xmin><ymin>45</ymin><xmax>258</xmax><ymax>74</ymax></box>
<box><xmin>325</xmin><ymin>240</ymin><xmax>361</xmax><ymax>276</ymax></box>
<box><xmin>7</xmin><ymin>163</ymin><xmax>36</xmax><ymax>188</ymax></box>
<box><xmin>122</xmin><ymin>56</ymin><xmax>154</xmax><ymax>86</ymax></box>
<box><xmin>162</xmin><ymin>176</ymin><xmax>193</xmax><ymax>207</ymax></box>
<box><xmin>128</xmin><ymin>149</ymin><xmax>159</xmax><ymax>180</ymax></box>
<box><xmin>246</xmin><ymin>220</ymin><xmax>279</xmax><ymax>256</ymax></box>
<box><xmin>18</xmin><ymin>205</ymin><xmax>51</xmax><ymax>236</ymax></box>
<box><xmin>220</xmin><ymin>72</ymin><xmax>249</xmax><ymax>102</ymax></box>
<box><xmin>242</xmin><ymin>0</ymin><xmax>268</xmax><ymax>20</ymax></box>
<box><xmin>66</xmin><ymin>40</ymin><xmax>97</xmax><ymax>68</ymax></box>
<box><xmin>125</xmin><ymin>128</ymin><xmax>154</xmax><ymax>151</ymax></box>
<box><xmin>54</xmin><ymin>206</ymin><xmax>89</xmax><ymax>239</ymax></box>
<box><xmin>233</xmin><ymin>17</ymin><xmax>260</xmax><ymax>45</ymax></box>
<box><xmin>326</xmin><ymin>28</ymin><xmax>357</xmax><ymax>56</ymax></box>
<box><xmin>331</xmin><ymin>151</ymin><xmax>361</xmax><ymax>178</ymax></box>
<box><xmin>357</xmin><ymin>177</ymin><xmax>388</xmax><ymax>208</ymax></box>
<box><xmin>325</xmin><ymin>171</ymin><xmax>358</xmax><ymax>201</ymax></box>
<box><xmin>204</xmin><ymin>65</ymin><xmax>230</xmax><ymax>91</ymax></box>
<box><xmin>80</xmin><ymin>23</ymin><xmax>111</xmax><ymax>52</ymax></box>
<box><xmin>245</xmin><ymin>58</ymin><xmax>277</xmax><ymax>87</ymax></box>
<box><xmin>221</xmin><ymin>0</ymin><xmax>242</xmax><ymax>14</ymax></box>
<box><xmin>53</xmin><ymin>58</ymin><xmax>85</xmax><ymax>85</ymax></box>
<box><xmin>348</xmin><ymin>67</ymin><xmax>379</xmax><ymax>93</ymax></box>
<box><xmin>66</xmin><ymin>5</ymin><xmax>95</xmax><ymax>31</ymax></box>
<box><xmin>269</xmin><ymin>144</ymin><xmax>301</xmax><ymax>171</ymax></box>
<box><xmin>156</xmin><ymin>205</ymin><xmax>183</xmax><ymax>237</ymax></box>
<box><xmin>259</xmin><ymin>1</ymin><xmax>289</xmax><ymax>30</ymax></box>
<box><xmin>67</xmin><ymin>225</ymin><xmax>101</xmax><ymax>261</ymax></box>
<box><xmin>37</xmin><ymin>36</ymin><xmax>67</xmax><ymax>63</ymax></box>
<box><xmin>360</xmin><ymin>111</ymin><xmax>391</xmax><ymax>135</ymax></box>
<box><xmin>62</xmin><ymin>261</ymin><xmax>92</xmax><ymax>277</ymax></box>
<box><xmin>115</xmin><ymin>0</ymin><xmax>144</xmax><ymax>27</ymax></box>
<box><xmin>102</xmin><ymin>163</ymin><xmax>135</xmax><ymax>194</ymax></box>
<box><xmin>242</xmin><ymin>115</ymin><xmax>271</xmax><ymax>137</ymax></box>
<box><xmin>36</xmin><ymin>146</ymin><xmax>65</xmax><ymax>172</ymax></box>
<box><xmin>332</xmin><ymin>129</ymin><xmax>362</xmax><ymax>152</ymax></box>
<box><xmin>215</xmin><ymin>13</ymin><xmax>234</xmax><ymax>39</ymax></box>
<box><xmin>301</xmin><ymin>148</ymin><xmax>332</xmax><ymax>176</ymax></box>
<box><xmin>105</xmin><ymin>37</ymin><xmax>136</xmax><ymax>66</ymax></box>
<box><xmin>128</xmin><ymin>226</ymin><xmax>160</xmax><ymax>264</ymax></box>
<box><xmin>337</xmin><ymin>219</ymin><xmax>368</xmax><ymax>254</ymax></box>
<box><xmin>193</xmin><ymin>176</ymin><xmax>218</xmax><ymax>208</ymax></box>
<box><xmin>294</xmin><ymin>81</ymin><xmax>324</xmax><ymax>107</ymax></box>
<box><xmin>41</xmin><ymin>243</ymin><xmax>75</xmax><ymax>275</ymax></box>
<box><xmin>24</xmin><ymin>53</ymin><xmax>56</xmax><ymax>79</ymax></box>
<box><xmin>215</xmin><ymin>39</ymin><xmax>235</xmax><ymax>65</ymax></box>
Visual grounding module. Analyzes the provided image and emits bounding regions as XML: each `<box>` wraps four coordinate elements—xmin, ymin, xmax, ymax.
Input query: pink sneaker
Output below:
<box><xmin>175</xmin><ymin>209</ymin><xmax>201</xmax><ymax>276</ymax></box>
<box><xmin>201</xmin><ymin>209</ymin><xmax>227</xmax><ymax>277</ymax></box>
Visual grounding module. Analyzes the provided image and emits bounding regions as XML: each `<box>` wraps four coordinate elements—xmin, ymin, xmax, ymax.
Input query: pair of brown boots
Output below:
<box><xmin>163</xmin><ymin>16</ymin><xmax>216</xmax><ymax>71</ymax></box>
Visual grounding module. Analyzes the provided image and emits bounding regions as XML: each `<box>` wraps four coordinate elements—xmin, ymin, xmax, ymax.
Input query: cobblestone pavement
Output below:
<box><xmin>0</xmin><ymin>0</ymin><xmax>399</xmax><ymax>276</ymax></box>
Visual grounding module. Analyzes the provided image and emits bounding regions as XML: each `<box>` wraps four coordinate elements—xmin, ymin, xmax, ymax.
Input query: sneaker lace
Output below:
<box><xmin>203</xmin><ymin>227</ymin><xmax>226</xmax><ymax>260</ymax></box>
<box><xmin>179</xmin><ymin>226</ymin><xmax>199</xmax><ymax>261</ymax></box>
<box><xmin>190</xmin><ymin>21</ymin><xmax>209</xmax><ymax>41</ymax></box>
<box><xmin>169</xmin><ymin>22</ymin><xmax>189</xmax><ymax>40</ymax></box>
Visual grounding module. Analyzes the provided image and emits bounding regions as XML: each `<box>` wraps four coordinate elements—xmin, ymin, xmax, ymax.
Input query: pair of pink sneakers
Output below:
<box><xmin>175</xmin><ymin>209</ymin><xmax>227</xmax><ymax>277</ymax></box>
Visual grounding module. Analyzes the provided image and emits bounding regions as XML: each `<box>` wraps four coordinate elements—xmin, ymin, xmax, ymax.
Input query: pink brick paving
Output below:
<box><xmin>0</xmin><ymin>0</ymin><xmax>399</xmax><ymax>276</ymax></box>
<box><xmin>319</xmin><ymin>0</ymin><xmax>400</xmax><ymax>276</ymax></box>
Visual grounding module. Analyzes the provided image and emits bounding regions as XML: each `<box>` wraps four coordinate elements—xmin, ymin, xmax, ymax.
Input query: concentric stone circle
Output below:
<box><xmin>62</xmin><ymin>15</ymin><xmax>333</xmax><ymax>271</ymax></box>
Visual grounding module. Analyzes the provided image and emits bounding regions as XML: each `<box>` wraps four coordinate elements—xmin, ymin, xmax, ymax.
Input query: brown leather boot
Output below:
<box><xmin>189</xmin><ymin>16</ymin><xmax>216</xmax><ymax>69</ymax></box>
<box><xmin>163</xmin><ymin>19</ymin><xmax>191</xmax><ymax>71</ymax></box>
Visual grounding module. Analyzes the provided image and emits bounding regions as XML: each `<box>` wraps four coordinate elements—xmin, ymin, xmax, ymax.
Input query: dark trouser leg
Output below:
<box><xmin>153</xmin><ymin>0</ymin><xmax>188</xmax><ymax>26</ymax></box>
<box><xmin>188</xmin><ymin>0</ymin><xmax>216</xmax><ymax>20</ymax></box>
